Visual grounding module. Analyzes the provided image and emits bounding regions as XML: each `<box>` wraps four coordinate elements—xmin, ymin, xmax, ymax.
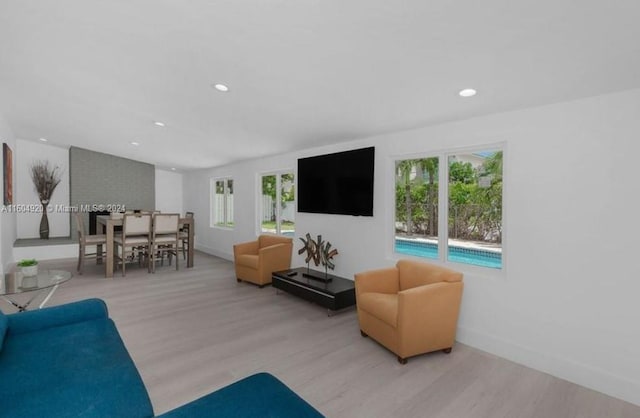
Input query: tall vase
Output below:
<box><xmin>39</xmin><ymin>200</ymin><xmax>50</xmax><ymax>239</ymax></box>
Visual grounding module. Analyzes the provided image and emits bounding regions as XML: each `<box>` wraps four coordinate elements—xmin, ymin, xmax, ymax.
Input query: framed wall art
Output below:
<box><xmin>3</xmin><ymin>142</ymin><xmax>13</xmax><ymax>205</ymax></box>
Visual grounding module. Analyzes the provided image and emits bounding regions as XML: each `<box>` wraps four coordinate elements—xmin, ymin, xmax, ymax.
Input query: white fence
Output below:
<box><xmin>213</xmin><ymin>195</ymin><xmax>294</xmax><ymax>225</ymax></box>
<box><xmin>261</xmin><ymin>195</ymin><xmax>295</xmax><ymax>222</ymax></box>
<box><xmin>212</xmin><ymin>195</ymin><xmax>234</xmax><ymax>224</ymax></box>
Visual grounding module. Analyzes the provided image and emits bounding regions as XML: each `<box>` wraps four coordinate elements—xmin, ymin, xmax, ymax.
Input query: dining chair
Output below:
<box><xmin>114</xmin><ymin>213</ymin><xmax>152</xmax><ymax>276</ymax></box>
<box><xmin>74</xmin><ymin>212</ymin><xmax>107</xmax><ymax>274</ymax></box>
<box><xmin>179</xmin><ymin>211</ymin><xmax>194</xmax><ymax>260</ymax></box>
<box><xmin>150</xmin><ymin>213</ymin><xmax>180</xmax><ymax>273</ymax></box>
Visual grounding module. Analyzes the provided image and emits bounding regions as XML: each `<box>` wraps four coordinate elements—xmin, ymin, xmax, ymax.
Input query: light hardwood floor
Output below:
<box><xmin>12</xmin><ymin>252</ymin><xmax>640</xmax><ymax>418</ymax></box>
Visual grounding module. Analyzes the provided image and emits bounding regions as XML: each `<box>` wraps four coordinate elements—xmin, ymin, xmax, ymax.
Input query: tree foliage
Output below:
<box><xmin>395</xmin><ymin>152</ymin><xmax>502</xmax><ymax>243</ymax></box>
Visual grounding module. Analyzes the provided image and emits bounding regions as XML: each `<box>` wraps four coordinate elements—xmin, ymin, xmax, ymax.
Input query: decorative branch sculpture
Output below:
<box><xmin>298</xmin><ymin>233</ymin><xmax>339</xmax><ymax>277</ymax></box>
<box><xmin>298</xmin><ymin>233</ymin><xmax>319</xmax><ymax>268</ymax></box>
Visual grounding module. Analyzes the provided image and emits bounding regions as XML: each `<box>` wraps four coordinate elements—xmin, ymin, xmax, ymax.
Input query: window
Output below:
<box><xmin>211</xmin><ymin>177</ymin><xmax>233</xmax><ymax>228</ymax></box>
<box><xmin>394</xmin><ymin>147</ymin><xmax>503</xmax><ymax>269</ymax></box>
<box><xmin>259</xmin><ymin>172</ymin><xmax>295</xmax><ymax>236</ymax></box>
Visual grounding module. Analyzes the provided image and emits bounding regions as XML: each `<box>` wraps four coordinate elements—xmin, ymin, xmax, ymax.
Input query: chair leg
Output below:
<box><xmin>182</xmin><ymin>240</ymin><xmax>187</xmax><ymax>260</ymax></box>
<box><xmin>397</xmin><ymin>356</ymin><xmax>408</xmax><ymax>365</ymax></box>
<box><xmin>77</xmin><ymin>244</ymin><xmax>83</xmax><ymax>274</ymax></box>
<box><xmin>122</xmin><ymin>246</ymin><xmax>126</xmax><ymax>277</ymax></box>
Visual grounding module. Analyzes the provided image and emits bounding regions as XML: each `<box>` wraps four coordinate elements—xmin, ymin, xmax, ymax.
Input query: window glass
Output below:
<box><xmin>225</xmin><ymin>179</ymin><xmax>234</xmax><ymax>228</ymax></box>
<box><xmin>260</xmin><ymin>172</ymin><xmax>295</xmax><ymax>236</ymax></box>
<box><xmin>260</xmin><ymin>175</ymin><xmax>277</xmax><ymax>233</ymax></box>
<box><xmin>447</xmin><ymin>151</ymin><xmax>502</xmax><ymax>268</ymax></box>
<box><xmin>395</xmin><ymin>157</ymin><xmax>439</xmax><ymax>260</ymax></box>
<box><xmin>394</xmin><ymin>148</ymin><xmax>503</xmax><ymax>270</ymax></box>
<box><xmin>280</xmin><ymin>173</ymin><xmax>295</xmax><ymax>236</ymax></box>
<box><xmin>212</xmin><ymin>178</ymin><xmax>233</xmax><ymax>228</ymax></box>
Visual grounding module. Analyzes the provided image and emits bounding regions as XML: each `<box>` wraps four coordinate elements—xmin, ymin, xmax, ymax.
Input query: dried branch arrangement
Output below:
<box><xmin>30</xmin><ymin>160</ymin><xmax>62</xmax><ymax>203</ymax></box>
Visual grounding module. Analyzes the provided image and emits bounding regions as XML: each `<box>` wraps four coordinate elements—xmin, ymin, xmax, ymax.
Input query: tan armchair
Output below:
<box><xmin>355</xmin><ymin>259</ymin><xmax>463</xmax><ymax>364</ymax></box>
<box><xmin>233</xmin><ymin>235</ymin><xmax>293</xmax><ymax>287</ymax></box>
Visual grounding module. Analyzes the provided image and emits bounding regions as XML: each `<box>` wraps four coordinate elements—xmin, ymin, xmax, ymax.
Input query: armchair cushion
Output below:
<box><xmin>235</xmin><ymin>254</ymin><xmax>259</xmax><ymax>269</ymax></box>
<box><xmin>358</xmin><ymin>293</ymin><xmax>398</xmax><ymax>327</ymax></box>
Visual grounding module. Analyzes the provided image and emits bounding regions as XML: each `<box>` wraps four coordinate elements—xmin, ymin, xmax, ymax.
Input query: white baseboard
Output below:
<box><xmin>194</xmin><ymin>244</ymin><xmax>233</xmax><ymax>261</ymax></box>
<box><xmin>457</xmin><ymin>326</ymin><xmax>640</xmax><ymax>407</ymax></box>
<box><xmin>13</xmin><ymin>244</ymin><xmax>78</xmax><ymax>262</ymax></box>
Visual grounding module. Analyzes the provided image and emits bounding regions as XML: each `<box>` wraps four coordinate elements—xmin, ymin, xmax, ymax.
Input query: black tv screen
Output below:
<box><xmin>297</xmin><ymin>147</ymin><xmax>375</xmax><ymax>216</ymax></box>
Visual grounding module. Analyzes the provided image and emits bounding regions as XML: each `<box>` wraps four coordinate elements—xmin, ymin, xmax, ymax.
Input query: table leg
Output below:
<box><xmin>96</xmin><ymin>244</ymin><xmax>103</xmax><ymax>265</ymax></box>
<box><xmin>106</xmin><ymin>221</ymin><xmax>114</xmax><ymax>278</ymax></box>
<box><xmin>187</xmin><ymin>219</ymin><xmax>194</xmax><ymax>268</ymax></box>
<box><xmin>2</xmin><ymin>291</ymin><xmax>44</xmax><ymax>312</ymax></box>
<box><xmin>38</xmin><ymin>284</ymin><xmax>60</xmax><ymax>309</ymax></box>
<box><xmin>1</xmin><ymin>295</ymin><xmax>25</xmax><ymax>312</ymax></box>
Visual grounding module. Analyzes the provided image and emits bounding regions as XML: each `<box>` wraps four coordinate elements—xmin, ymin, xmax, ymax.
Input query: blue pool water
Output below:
<box><xmin>395</xmin><ymin>239</ymin><xmax>502</xmax><ymax>269</ymax></box>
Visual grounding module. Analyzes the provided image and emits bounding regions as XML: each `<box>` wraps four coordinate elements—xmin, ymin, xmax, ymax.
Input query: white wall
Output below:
<box><xmin>0</xmin><ymin>112</ymin><xmax>16</xmax><ymax>274</ymax></box>
<box><xmin>15</xmin><ymin>139</ymin><xmax>70</xmax><ymax>238</ymax></box>
<box><xmin>155</xmin><ymin>169</ymin><xmax>184</xmax><ymax>214</ymax></box>
<box><xmin>184</xmin><ymin>88</ymin><xmax>640</xmax><ymax>406</ymax></box>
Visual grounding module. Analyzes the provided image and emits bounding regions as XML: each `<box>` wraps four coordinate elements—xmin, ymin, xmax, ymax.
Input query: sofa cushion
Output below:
<box><xmin>0</xmin><ymin>317</ymin><xmax>154</xmax><ymax>418</ymax></box>
<box><xmin>0</xmin><ymin>309</ymin><xmax>7</xmax><ymax>352</ymax></box>
<box><xmin>236</xmin><ymin>254</ymin><xmax>259</xmax><ymax>269</ymax></box>
<box><xmin>157</xmin><ymin>372</ymin><xmax>323</xmax><ymax>418</ymax></box>
<box><xmin>358</xmin><ymin>292</ymin><xmax>398</xmax><ymax>328</ymax></box>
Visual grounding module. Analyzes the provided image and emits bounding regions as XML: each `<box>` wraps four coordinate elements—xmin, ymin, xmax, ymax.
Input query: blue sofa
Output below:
<box><xmin>0</xmin><ymin>299</ymin><xmax>323</xmax><ymax>418</ymax></box>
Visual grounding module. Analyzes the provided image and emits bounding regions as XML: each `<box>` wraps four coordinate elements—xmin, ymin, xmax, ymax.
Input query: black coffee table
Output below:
<box><xmin>272</xmin><ymin>267</ymin><xmax>356</xmax><ymax>316</ymax></box>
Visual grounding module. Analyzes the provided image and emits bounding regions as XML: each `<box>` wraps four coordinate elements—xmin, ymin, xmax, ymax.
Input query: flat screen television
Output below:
<box><xmin>297</xmin><ymin>146</ymin><xmax>375</xmax><ymax>216</ymax></box>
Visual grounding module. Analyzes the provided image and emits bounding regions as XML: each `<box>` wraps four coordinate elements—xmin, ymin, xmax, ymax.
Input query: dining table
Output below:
<box><xmin>96</xmin><ymin>215</ymin><xmax>194</xmax><ymax>278</ymax></box>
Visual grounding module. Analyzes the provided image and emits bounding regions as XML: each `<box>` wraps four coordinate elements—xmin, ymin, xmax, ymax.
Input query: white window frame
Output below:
<box><xmin>390</xmin><ymin>143</ymin><xmax>506</xmax><ymax>274</ymax></box>
<box><xmin>257</xmin><ymin>170</ymin><xmax>295</xmax><ymax>236</ymax></box>
<box><xmin>210</xmin><ymin>177</ymin><xmax>233</xmax><ymax>229</ymax></box>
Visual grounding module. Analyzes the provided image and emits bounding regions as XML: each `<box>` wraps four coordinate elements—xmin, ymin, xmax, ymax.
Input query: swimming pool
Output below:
<box><xmin>395</xmin><ymin>238</ymin><xmax>502</xmax><ymax>269</ymax></box>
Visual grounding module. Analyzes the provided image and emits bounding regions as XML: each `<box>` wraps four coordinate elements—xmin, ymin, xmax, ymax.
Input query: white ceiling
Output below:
<box><xmin>1</xmin><ymin>1</ymin><xmax>639</xmax><ymax>170</ymax></box>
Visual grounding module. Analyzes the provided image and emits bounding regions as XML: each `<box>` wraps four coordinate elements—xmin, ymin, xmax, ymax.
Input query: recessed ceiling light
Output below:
<box><xmin>171</xmin><ymin>167</ymin><xmax>176</xmax><ymax>171</ymax></box>
<box><xmin>154</xmin><ymin>121</ymin><xmax>165</xmax><ymax>127</ymax></box>
<box><xmin>130</xmin><ymin>141</ymin><xmax>140</xmax><ymax>146</ymax></box>
<box><xmin>213</xmin><ymin>83</ymin><xmax>229</xmax><ymax>92</ymax></box>
<box><xmin>39</xmin><ymin>137</ymin><xmax>48</xmax><ymax>142</ymax></box>
<box><xmin>459</xmin><ymin>88</ymin><xmax>477</xmax><ymax>97</ymax></box>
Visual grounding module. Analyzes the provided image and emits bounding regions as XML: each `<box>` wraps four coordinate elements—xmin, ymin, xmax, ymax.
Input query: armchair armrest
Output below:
<box><xmin>259</xmin><ymin>243</ymin><xmax>293</xmax><ymax>273</ymax></box>
<box><xmin>397</xmin><ymin>281</ymin><xmax>463</xmax><ymax>339</ymax></box>
<box><xmin>355</xmin><ymin>267</ymin><xmax>399</xmax><ymax>296</ymax></box>
<box><xmin>7</xmin><ymin>298</ymin><xmax>109</xmax><ymax>336</ymax></box>
<box><xmin>233</xmin><ymin>240</ymin><xmax>259</xmax><ymax>257</ymax></box>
